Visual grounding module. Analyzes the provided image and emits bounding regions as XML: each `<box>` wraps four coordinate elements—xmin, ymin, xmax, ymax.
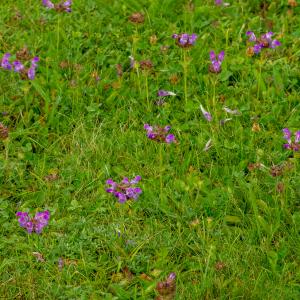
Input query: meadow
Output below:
<box><xmin>0</xmin><ymin>0</ymin><xmax>300</xmax><ymax>299</ymax></box>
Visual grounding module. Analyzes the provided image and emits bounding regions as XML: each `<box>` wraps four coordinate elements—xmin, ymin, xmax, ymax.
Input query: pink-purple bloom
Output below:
<box><xmin>1</xmin><ymin>53</ymin><xmax>12</xmax><ymax>70</ymax></box>
<box><xmin>209</xmin><ymin>50</ymin><xmax>224</xmax><ymax>73</ymax></box>
<box><xmin>144</xmin><ymin>124</ymin><xmax>177</xmax><ymax>144</ymax></box>
<box><xmin>106</xmin><ymin>176</ymin><xmax>142</xmax><ymax>203</ymax></box>
<box><xmin>16</xmin><ymin>210</ymin><xmax>50</xmax><ymax>234</ymax></box>
<box><xmin>42</xmin><ymin>0</ymin><xmax>72</xmax><ymax>12</ymax></box>
<box><xmin>246</xmin><ymin>31</ymin><xmax>281</xmax><ymax>54</ymax></box>
<box><xmin>157</xmin><ymin>90</ymin><xmax>176</xmax><ymax>97</ymax></box>
<box><xmin>172</xmin><ymin>33</ymin><xmax>198</xmax><ymax>48</ymax></box>
<box><xmin>215</xmin><ymin>0</ymin><xmax>230</xmax><ymax>6</ymax></box>
<box><xmin>200</xmin><ymin>105</ymin><xmax>212</xmax><ymax>122</ymax></box>
<box><xmin>282</xmin><ymin>128</ymin><xmax>300</xmax><ymax>151</ymax></box>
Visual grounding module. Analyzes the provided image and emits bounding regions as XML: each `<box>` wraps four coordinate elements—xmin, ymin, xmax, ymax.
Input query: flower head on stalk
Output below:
<box><xmin>156</xmin><ymin>272</ymin><xmax>176</xmax><ymax>299</ymax></box>
<box><xmin>200</xmin><ymin>105</ymin><xmax>212</xmax><ymax>122</ymax></box>
<box><xmin>16</xmin><ymin>210</ymin><xmax>50</xmax><ymax>234</ymax></box>
<box><xmin>144</xmin><ymin>124</ymin><xmax>177</xmax><ymax>144</ymax></box>
<box><xmin>246</xmin><ymin>31</ymin><xmax>281</xmax><ymax>56</ymax></box>
<box><xmin>172</xmin><ymin>33</ymin><xmax>198</xmax><ymax>48</ymax></box>
<box><xmin>105</xmin><ymin>176</ymin><xmax>142</xmax><ymax>203</ymax></box>
<box><xmin>209</xmin><ymin>50</ymin><xmax>224</xmax><ymax>73</ymax></box>
<box><xmin>1</xmin><ymin>53</ymin><xmax>12</xmax><ymax>70</ymax></box>
<box><xmin>42</xmin><ymin>0</ymin><xmax>72</xmax><ymax>12</ymax></box>
<box><xmin>282</xmin><ymin>128</ymin><xmax>300</xmax><ymax>151</ymax></box>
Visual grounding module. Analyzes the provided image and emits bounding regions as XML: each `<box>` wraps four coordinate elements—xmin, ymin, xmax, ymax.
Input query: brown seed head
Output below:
<box><xmin>128</xmin><ymin>12</ymin><xmax>145</xmax><ymax>24</ymax></box>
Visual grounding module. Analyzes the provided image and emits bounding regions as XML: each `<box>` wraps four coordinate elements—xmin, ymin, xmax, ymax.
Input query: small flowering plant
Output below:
<box><xmin>106</xmin><ymin>176</ymin><xmax>142</xmax><ymax>203</ymax></box>
<box><xmin>172</xmin><ymin>33</ymin><xmax>198</xmax><ymax>48</ymax></box>
<box><xmin>200</xmin><ymin>105</ymin><xmax>212</xmax><ymax>122</ymax></box>
<box><xmin>156</xmin><ymin>272</ymin><xmax>176</xmax><ymax>299</ymax></box>
<box><xmin>16</xmin><ymin>210</ymin><xmax>50</xmax><ymax>234</ymax></box>
<box><xmin>144</xmin><ymin>124</ymin><xmax>177</xmax><ymax>144</ymax></box>
<box><xmin>1</xmin><ymin>53</ymin><xmax>39</xmax><ymax>80</ymax></box>
<box><xmin>246</xmin><ymin>31</ymin><xmax>281</xmax><ymax>55</ymax></box>
<box><xmin>42</xmin><ymin>0</ymin><xmax>72</xmax><ymax>13</ymax></box>
<box><xmin>282</xmin><ymin>128</ymin><xmax>300</xmax><ymax>151</ymax></box>
<box><xmin>209</xmin><ymin>50</ymin><xmax>225</xmax><ymax>73</ymax></box>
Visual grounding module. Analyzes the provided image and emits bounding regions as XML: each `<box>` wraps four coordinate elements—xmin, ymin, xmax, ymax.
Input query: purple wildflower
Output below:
<box><xmin>215</xmin><ymin>0</ymin><xmax>230</xmax><ymax>6</ymax></box>
<box><xmin>209</xmin><ymin>50</ymin><xmax>224</xmax><ymax>73</ymax></box>
<box><xmin>157</xmin><ymin>90</ymin><xmax>176</xmax><ymax>97</ymax></box>
<box><xmin>16</xmin><ymin>210</ymin><xmax>50</xmax><ymax>234</ymax></box>
<box><xmin>106</xmin><ymin>176</ymin><xmax>142</xmax><ymax>203</ymax></box>
<box><xmin>200</xmin><ymin>105</ymin><xmax>212</xmax><ymax>121</ymax></box>
<box><xmin>246</xmin><ymin>31</ymin><xmax>281</xmax><ymax>55</ymax></box>
<box><xmin>42</xmin><ymin>0</ymin><xmax>55</xmax><ymax>9</ymax></box>
<box><xmin>42</xmin><ymin>0</ymin><xmax>72</xmax><ymax>12</ymax></box>
<box><xmin>144</xmin><ymin>124</ymin><xmax>177</xmax><ymax>144</ymax></box>
<box><xmin>13</xmin><ymin>61</ymin><xmax>25</xmax><ymax>73</ymax></box>
<box><xmin>27</xmin><ymin>57</ymin><xmax>39</xmax><ymax>80</ymax></box>
<box><xmin>172</xmin><ymin>33</ymin><xmax>198</xmax><ymax>48</ymax></box>
<box><xmin>1</xmin><ymin>53</ymin><xmax>12</xmax><ymax>70</ymax></box>
<box><xmin>282</xmin><ymin>128</ymin><xmax>300</xmax><ymax>151</ymax></box>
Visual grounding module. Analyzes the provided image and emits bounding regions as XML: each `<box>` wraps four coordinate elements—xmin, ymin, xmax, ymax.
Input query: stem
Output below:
<box><xmin>57</xmin><ymin>16</ymin><xmax>60</xmax><ymax>57</ymax></box>
<box><xmin>159</xmin><ymin>145</ymin><xmax>163</xmax><ymax>202</ymax></box>
<box><xmin>145</xmin><ymin>74</ymin><xmax>150</xmax><ymax>111</ymax></box>
<box><xmin>183</xmin><ymin>50</ymin><xmax>188</xmax><ymax>106</ymax></box>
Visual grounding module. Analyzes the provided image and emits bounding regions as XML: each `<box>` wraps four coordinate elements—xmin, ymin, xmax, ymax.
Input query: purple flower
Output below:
<box><xmin>246</xmin><ymin>31</ymin><xmax>257</xmax><ymax>42</ymax></box>
<box><xmin>200</xmin><ymin>105</ymin><xmax>212</xmax><ymax>121</ymax></box>
<box><xmin>63</xmin><ymin>0</ymin><xmax>72</xmax><ymax>12</ymax></box>
<box><xmin>27</xmin><ymin>57</ymin><xmax>39</xmax><ymax>80</ymax></box>
<box><xmin>1</xmin><ymin>53</ymin><xmax>12</xmax><ymax>70</ymax></box>
<box><xmin>106</xmin><ymin>176</ymin><xmax>142</xmax><ymax>203</ymax></box>
<box><xmin>215</xmin><ymin>0</ymin><xmax>230</xmax><ymax>6</ymax></box>
<box><xmin>42</xmin><ymin>0</ymin><xmax>55</xmax><ymax>9</ymax></box>
<box><xmin>144</xmin><ymin>124</ymin><xmax>177</xmax><ymax>144</ymax></box>
<box><xmin>172</xmin><ymin>33</ymin><xmax>198</xmax><ymax>48</ymax></box>
<box><xmin>13</xmin><ymin>61</ymin><xmax>25</xmax><ymax>73</ymax></box>
<box><xmin>157</xmin><ymin>90</ymin><xmax>176</xmax><ymax>97</ymax></box>
<box><xmin>16</xmin><ymin>210</ymin><xmax>50</xmax><ymax>234</ymax></box>
<box><xmin>283</xmin><ymin>128</ymin><xmax>300</xmax><ymax>151</ymax></box>
<box><xmin>209</xmin><ymin>50</ymin><xmax>224</xmax><ymax>73</ymax></box>
<box><xmin>246</xmin><ymin>31</ymin><xmax>281</xmax><ymax>55</ymax></box>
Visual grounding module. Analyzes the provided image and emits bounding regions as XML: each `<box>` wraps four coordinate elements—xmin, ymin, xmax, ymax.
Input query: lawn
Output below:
<box><xmin>0</xmin><ymin>0</ymin><xmax>300</xmax><ymax>299</ymax></box>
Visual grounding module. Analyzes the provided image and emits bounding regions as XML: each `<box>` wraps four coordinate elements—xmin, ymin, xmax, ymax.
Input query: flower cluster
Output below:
<box><xmin>16</xmin><ymin>210</ymin><xmax>50</xmax><ymax>234</ymax></box>
<box><xmin>144</xmin><ymin>124</ymin><xmax>176</xmax><ymax>144</ymax></box>
<box><xmin>106</xmin><ymin>176</ymin><xmax>142</xmax><ymax>203</ymax></box>
<box><xmin>42</xmin><ymin>0</ymin><xmax>72</xmax><ymax>13</ymax></box>
<box><xmin>209</xmin><ymin>50</ymin><xmax>225</xmax><ymax>73</ymax></box>
<box><xmin>283</xmin><ymin>128</ymin><xmax>300</xmax><ymax>151</ymax></box>
<box><xmin>246</xmin><ymin>31</ymin><xmax>281</xmax><ymax>55</ymax></box>
<box><xmin>172</xmin><ymin>33</ymin><xmax>198</xmax><ymax>48</ymax></box>
<box><xmin>1</xmin><ymin>53</ymin><xmax>39</xmax><ymax>80</ymax></box>
<box><xmin>156</xmin><ymin>272</ymin><xmax>176</xmax><ymax>300</ymax></box>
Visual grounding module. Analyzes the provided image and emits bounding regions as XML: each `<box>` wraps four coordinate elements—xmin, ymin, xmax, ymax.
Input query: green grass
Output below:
<box><xmin>1</xmin><ymin>0</ymin><xmax>300</xmax><ymax>299</ymax></box>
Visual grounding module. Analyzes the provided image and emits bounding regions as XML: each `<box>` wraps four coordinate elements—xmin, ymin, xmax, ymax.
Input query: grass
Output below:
<box><xmin>1</xmin><ymin>0</ymin><xmax>300</xmax><ymax>299</ymax></box>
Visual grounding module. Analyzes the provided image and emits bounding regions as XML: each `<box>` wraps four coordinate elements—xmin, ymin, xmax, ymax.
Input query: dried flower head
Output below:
<box><xmin>140</xmin><ymin>60</ymin><xmax>153</xmax><ymax>71</ymax></box>
<box><xmin>0</xmin><ymin>123</ymin><xmax>9</xmax><ymax>139</ymax></box>
<box><xmin>16</xmin><ymin>47</ymin><xmax>31</xmax><ymax>61</ymax></box>
<box><xmin>106</xmin><ymin>176</ymin><xmax>142</xmax><ymax>203</ymax></box>
<box><xmin>128</xmin><ymin>12</ymin><xmax>145</xmax><ymax>24</ymax></box>
<box><xmin>16</xmin><ymin>210</ymin><xmax>50</xmax><ymax>234</ymax></box>
<box><xmin>144</xmin><ymin>124</ymin><xmax>177</xmax><ymax>144</ymax></box>
<box><xmin>172</xmin><ymin>33</ymin><xmax>198</xmax><ymax>48</ymax></box>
